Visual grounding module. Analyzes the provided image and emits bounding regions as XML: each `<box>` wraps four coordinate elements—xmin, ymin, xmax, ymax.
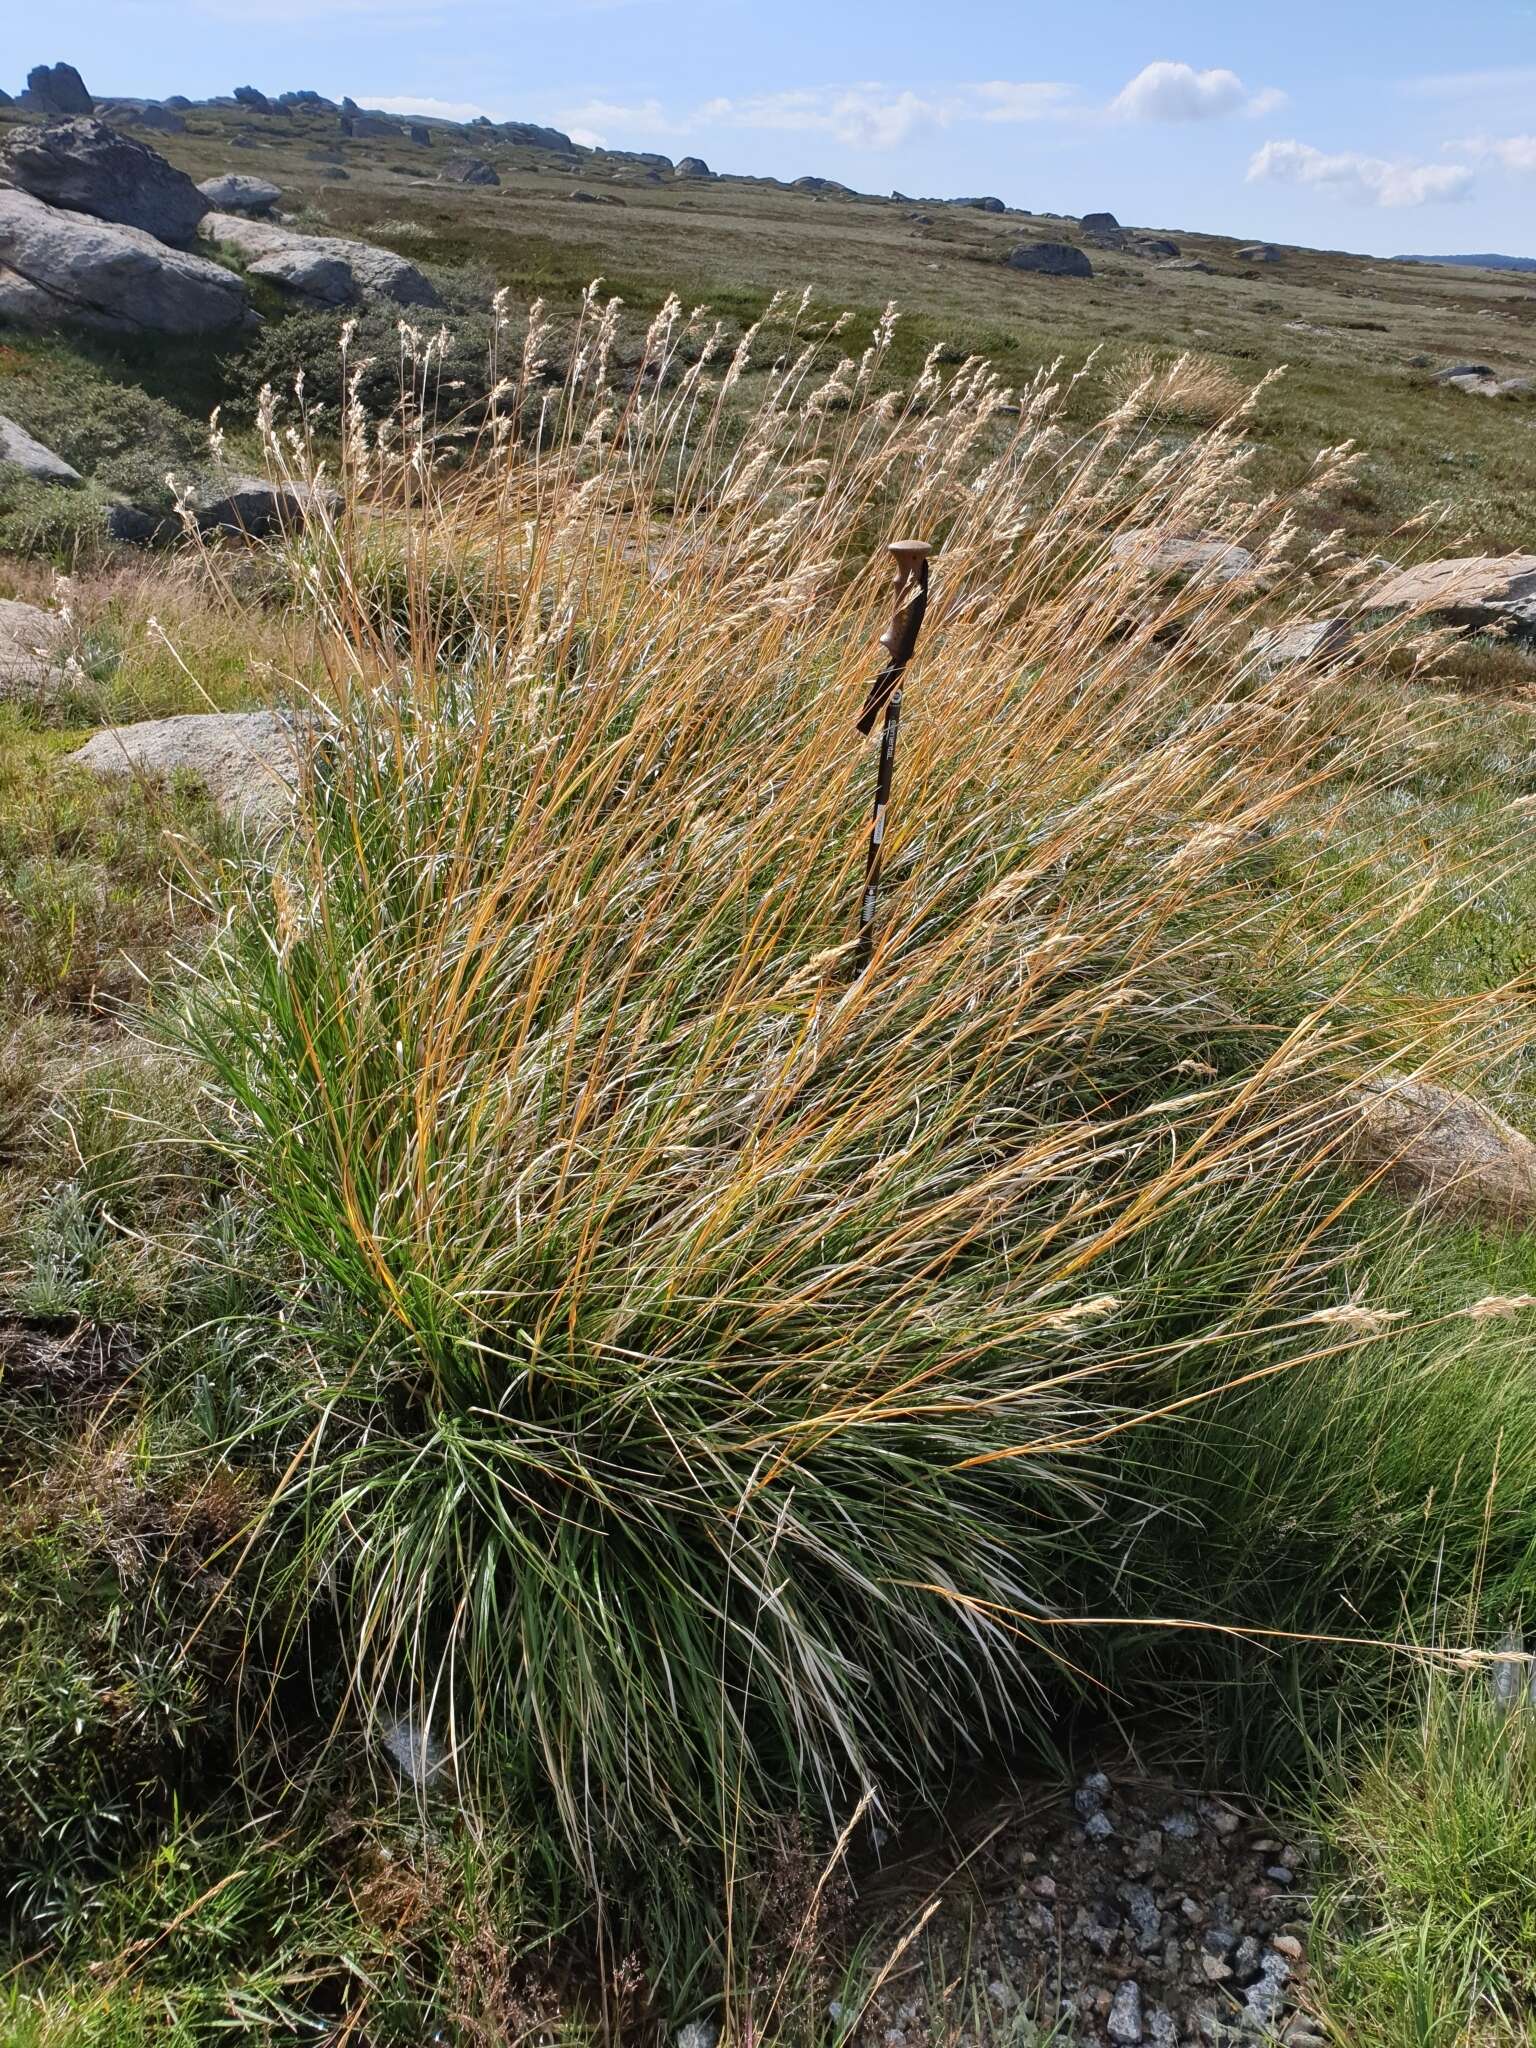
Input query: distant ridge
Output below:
<box><xmin>1397</xmin><ymin>253</ymin><xmax>1536</xmax><ymax>273</ymax></box>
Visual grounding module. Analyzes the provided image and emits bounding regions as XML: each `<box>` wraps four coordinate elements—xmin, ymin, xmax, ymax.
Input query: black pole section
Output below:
<box><xmin>856</xmin><ymin>539</ymin><xmax>932</xmax><ymax>972</ymax></box>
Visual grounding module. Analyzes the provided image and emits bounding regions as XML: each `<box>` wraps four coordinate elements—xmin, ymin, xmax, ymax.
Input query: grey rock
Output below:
<box><xmin>1082</xmin><ymin>211</ymin><xmax>1121</xmax><ymax>234</ymax></box>
<box><xmin>1107</xmin><ymin>1980</ymin><xmax>1142</xmax><ymax>2044</ymax></box>
<box><xmin>1161</xmin><ymin>1809</ymin><xmax>1200</xmax><ymax>1839</ymax></box>
<box><xmin>319</xmin><ymin>166</ymin><xmax>351</xmax><ymax>181</ymax></box>
<box><xmin>1085</xmin><ymin>1809</ymin><xmax>1116</xmax><ymax>1841</ymax></box>
<box><xmin>956</xmin><ymin>194</ymin><xmax>1006</xmax><ymax>212</ymax></box>
<box><xmin>1163</xmin><ymin>258</ymin><xmax>1215</xmax><ymax>272</ymax></box>
<box><xmin>1120</xmin><ymin>1883</ymin><xmax>1162</xmax><ymax>1952</ymax></box>
<box><xmin>0</xmin><ymin>187</ymin><xmax>251</xmax><ymax>336</ymax></box>
<box><xmin>675</xmin><ymin>2024</ymin><xmax>719</xmax><ymax>2048</ymax></box>
<box><xmin>1127</xmin><ymin>234</ymin><xmax>1180</xmax><ymax>260</ymax></box>
<box><xmin>1246</xmin><ymin>616</ymin><xmax>1353</xmax><ymax>673</ymax></box>
<box><xmin>192</xmin><ymin>471</ymin><xmax>336</xmax><ymax>538</ymax></box>
<box><xmin>100</xmin><ymin>99</ymin><xmax>186</xmax><ymax>135</ymax></box>
<box><xmin>343</xmin><ymin>113</ymin><xmax>397</xmax><ymax>140</ymax></box>
<box><xmin>68</xmin><ymin>710</ymin><xmax>298</xmax><ymax>825</ymax></box>
<box><xmin>793</xmin><ymin>174</ymin><xmax>850</xmax><ymax>193</ymax></box>
<box><xmin>674</xmin><ymin>156</ymin><xmax>713</xmax><ymax>179</ymax></box>
<box><xmin>26</xmin><ymin>62</ymin><xmax>93</xmax><ymax>116</ymax></box>
<box><xmin>409</xmin><ymin>124</ymin><xmax>432</xmax><ymax>147</ymax></box>
<box><xmin>440</xmin><ymin>154</ymin><xmax>499</xmax><ymax>186</ymax></box>
<box><xmin>0</xmin><ymin>599</ymin><xmax>69</xmax><ymax>694</ymax></box>
<box><xmin>233</xmin><ymin>84</ymin><xmax>272</xmax><ymax>113</ymax></box>
<box><xmin>1107</xmin><ymin>530</ymin><xmax>1255</xmax><ymax>584</ymax></box>
<box><xmin>1007</xmin><ymin>241</ymin><xmax>1094</xmax><ymax>278</ymax></box>
<box><xmin>200</xmin><ymin>211</ymin><xmax>440</xmax><ymax>307</ymax></box>
<box><xmin>1</xmin><ymin>119</ymin><xmax>208</xmax><ymax>244</ymax></box>
<box><xmin>1435</xmin><ymin>362</ymin><xmax>1495</xmax><ymax>382</ymax></box>
<box><xmin>1348</xmin><ymin>1073</ymin><xmax>1536</xmax><ymax>1223</ymax></box>
<box><xmin>1075</xmin><ymin>1772</ymin><xmax>1112</xmax><ymax>1815</ymax></box>
<box><xmin>105</xmin><ymin>502</ymin><xmax>170</xmax><ymax>545</ymax></box>
<box><xmin>0</xmin><ymin>415</ymin><xmax>82</xmax><ymax>487</ymax></box>
<box><xmin>380</xmin><ymin>1710</ymin><xmax>447</xmax><ymax>1787</ymax></box>
<box><xmin>1236</xmin><ymin>243</ymin><xmax>1281</xmax><ymax>263</ymax></box>
<box><xmin>1363</xmin><ymin>551</ymin><xmax>1536</xmax><ymax>634</ymax></box>
<box><xmin>197</xmin><ymin>173</ymin><xmax>281</xmax><ymax>214</ymax></box>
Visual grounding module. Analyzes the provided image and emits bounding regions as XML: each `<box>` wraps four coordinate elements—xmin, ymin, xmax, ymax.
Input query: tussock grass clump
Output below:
<box><xmin>179</xmin><ymin>290</ymin><xmax>1509</xmax><ymax>1906</ymax></box>
<box><xmin>1105</xmin><ymin>344</ymin><xmax>1251</xmax><ymax>427</ymax></box>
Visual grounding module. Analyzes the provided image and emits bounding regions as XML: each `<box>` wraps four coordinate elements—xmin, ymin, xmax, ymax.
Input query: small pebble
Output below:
<box><xmin>1085</xmin><ymin>1809</ymin><xmax>1116</xmax><ymax>1840</ymax></box>
<box><xmin>1031</xmin><ymin>1873</ymin><xmax>1057</xmax><ymax>1899</ymax></box>
<box><xmin>1273</xmin><ymin>1933</ymin><xmax>1304</xmax><ymax>1961</ymax></box>
<box><xmin>1160</xmin><ymin>1808</ymin><xmax>1200</xmax><ymax>1840</ymax></box>
<box><xmin>1266</xmin><ymin>1864</ymin><xmax>1296</xmax><ymax>1887</ymax></box>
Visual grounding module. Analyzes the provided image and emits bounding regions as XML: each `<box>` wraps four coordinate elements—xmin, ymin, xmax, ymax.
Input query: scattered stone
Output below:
<box><xmin>1107</xmin><ymin>1980</ymin><xmax>1143</xmax><ymax>2044</ymax></box>
<box><xmin>1007</xmin><ymin>241</ymin><xmax>1093</xmax><ymax>278</ymax></box>
<box><xmin>0</xmin><ymin>415</ymin><xmax>82</xmax><ymax>487</ymax></box>
<box><xmin>0</xmin><ymin>187</ymin><xmax>251</xmax><ymax>336</ymax></box>
<box><xmin>1434</xmin><ymin>362</ymin><xmax>1494</xmax><ymax>383</ymax></box>
<box><xmin>1</xmin><ymin>118</ymin><xmax>209</xmax><ymax>245</ymax></box>
<box><xmin>1236</xmin><ymin>243</ymin><xmax>1281</xmax><ymax>263</ymax></box>
<box><xmin>25</xmin><ymin>62</ymin><xmax>93</xmax><ymax>116</ymax></box>
<box><xmin>1161</xmin><ymin>1809</ymin><xmax>1199</xmax><ymax>1840</ymax></box>
<box><xmin>1348</xmin><ymin>1073</ymin><xmax>1536</xmax><ymax>1224</ymax></box>
<box><xmin>440</xmin><ymin>154</ymin><xmax>499</xmax><ymax>186</ymax></box>
<box><xmin>1362</xmin><ymin>551</ymin><xmax>1536</xmax><ymax>634</ymax></box>
<box><xmin>200</xmin><ymin>211</ymin><xmax>440</xmax><ymax>307</ymax></box>
<box><xmin>68</xmin><ymin>710</ymin><xmax>298</xmax><ymax>825</ymax></box>
<box><xmin>1075</xmin><ymin>1772</ymin><xmax>1112</xmax><ymax>1816</ymax></box>
<box><xmin>380</xmin><ymin>1710</ymin><xmax>447</xmax><ymax>1787</ymax></box>
<box><xmin>1246</xmin><ymin>616</ymin><xmax>1353</xmax><ymax>673</ymax></box>
<box><xmin>196</xmin><ymin>173</ymin><xmax>281</xmax><ymax>215</ymax></box>
<box><xmin>1086</xmin><ymin>1810</ymin><xmax>1117</xmax><ymax>1841</ymax></box>
<box><xmin>1126</xmin><ymin>234</ymin><xmax>1181</xmax><ymax>260</ymax></box>
<box><xmin>1107</xmin><ymin>530</ymin><xmax>1255</xmax><ymax>584</ymax></box>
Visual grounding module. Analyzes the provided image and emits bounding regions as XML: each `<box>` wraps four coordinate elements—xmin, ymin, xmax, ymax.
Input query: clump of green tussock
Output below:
<box><xmin>174</xmin><ymin>288</ymin><xmax>1517</xmax><ymax>1918</ymax></box>
<box><xmin>1313</xmin><ymin>1665</ymin><xmax>1536</xmax><ymax>2046</ymax></box>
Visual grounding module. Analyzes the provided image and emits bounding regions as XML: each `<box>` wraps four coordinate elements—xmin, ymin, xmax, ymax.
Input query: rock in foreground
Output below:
<box><xmin>1108</xmin><ymin>529</ymin><xmax>1256</xmax><ymax>584</ymax></box>
<box><xmin>0</xmin><ymin>599</ymin><xmax>69</xmax><ymax>695</ymax></box>
<box><xmin>200</xmin><ymin>212</ymin><xmax>441</xmax><ymax>308</ymax></box>
<box><xmin>0</xmin><ymin>118</ymin><xmax>208</xmax><ymax>244</ymax></box>
<box><xmin>0</xmin><ymin>188</ymin><xmax>251</xmax><ymax>336</ymax></box>
<box><xmin>1350</xmin><ymin>1074</ymin><xmax>1536</xmax><ymax>1224</ymax></box>
<box><xmin>68</xmin><ymin>711</ymin><xmax>299</xmax><ymax>825</ymax></box>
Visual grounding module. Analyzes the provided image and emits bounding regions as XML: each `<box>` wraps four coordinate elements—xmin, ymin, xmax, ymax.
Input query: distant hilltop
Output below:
<box><xmin>1397</xmin><ymin>253</ymin><xmax>1536</xmax><ymax>273</ymax></box>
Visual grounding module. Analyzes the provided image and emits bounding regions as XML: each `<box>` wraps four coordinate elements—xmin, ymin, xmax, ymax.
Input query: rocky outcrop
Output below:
<box><xmin>1082</xmin><ymin>211</ymin><xmax>1120</xmax><ymax>234</ymax></box>
<box><xmin>1236</xmin><ymin>243</ymin><xmax>1281</xmax><ymax>263</ymax></box>
<box><xmin>68</xmin><ymin>711</ymin><xmax>299</xmax><ymax>827</ymax></box>
<box><xmin>0</xmin><ymin>415</ymin><xmax>82</xmax><ymax>487</ymax></box>
<box><xmin>955</xmin><ymin>195</ymin><xmax>1006</xmax><ymax>212</ymax></box>
<box><xmin>25</xmin><ymin>62</ymin><xmax>93</xmax><ymax>115</ymax></box>
<box><xmin>233</xmin><ymin>85</ymin><xmax>272</xmax><ymax>113</ymax></box>
<box><xmin>792</xmin><ymin>175</ymin><xmax>850</xmax><ymax>194</ymax></box>
<box><xmin>98</xmin><ymin>98</ymin><xmax>187</xmax><ymax>135</ymax></box>
<box><xmin>197</xmin><ymin>173</ymin><xmax>281</xmax><ymax>214</ymax></box>
<box><xmin>1125</xmin><ymin>233</ymin><xmax>1180</xmax><ymax>260</ymax></box>
<box><xmin>200</xmin><ymin>211</ymin><xmax>440</xmax><ymax>308</ymax></box>
<box><xmin>1362</xmin><ymin>553</ymin><xmax>1536</xmax><ymax>634</ymax></box>
<box><xmin>1350</xmin><ymin>1074</ymin><xmax>1536</xmax><ymax>1224</ymax></box>
<box><xmin>674</xmin><ymin>157</ymin><xmax>712</xmax><ymax>179</ymax></box>
<box><xmin>0</xmin><ymin>599</ymin><xmax>69</xmax><ymax>696</ymax></box>
<box><xmin>500</xmin><ymin>120</ymin><xmax>577</xmax><ymax>151</ymax></box>
<box><xmin>1</xmin><ymin>120</ymin><xmax>208</xmax><ymax>245</ymax></box>
<box><xmin>440</xmin><ymin>155</ymin><xmax>499</xmax><ymax>186</ymax></box>
<box><xmin>342</xmin><ymin>113</ymin><xmax>397</xmax><ymax>140</ymax></box>
<box><xmin>1007</xmin><ymin>242</ymin><xmax>1093</xmax><ymax>278</ymax></box>
<box><xmin>0</xmin><ymin>188</ymin><xmax>251</xmax><ymax>336</ymax></box>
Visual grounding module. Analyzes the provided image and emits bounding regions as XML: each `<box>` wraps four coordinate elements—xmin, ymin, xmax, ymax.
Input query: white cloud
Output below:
<box><xmin>1111</xmin><ymin>61</ymin><xmax>1284</xmax><ymax>123</ymax></box>
<box><xmin>362</xmin><ymin>94</ymin><xmax>497</xmax><ymax>122</ymax></box>
<box><xmin>563</xmin><ymin>79</ymin><xmax>1079</xmax><ymax>153</ymax></box>
<box><xmin>1400</xmin><ymin>67</ymin><xmax>1536</xmax><ymax>100</ymax></box>
<box><xmin>1457</xmin><ymin>133</ymin><xmax>1536</xmax><ymax>173</ymax></box>
<box><xmin>1247</xmin><ymin>138</ymin><xmax>1474</xmax><ymax>208</ymax></box>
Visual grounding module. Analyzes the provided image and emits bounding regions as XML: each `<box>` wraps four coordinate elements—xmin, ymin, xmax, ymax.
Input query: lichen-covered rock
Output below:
<box><xmin>440</xmin><ymin>155</ymin><xmax>499</xmax><ymax>186</ymax></box>
<box><xmin>68</xmin><ymin>711</ymin><xmax>299</xmax><ymax>826</ymax></box>
<box><xmin>1246</xmin><ymin>616</ymin><xmax>1353</xmax><ymax>672</ymax></box>
<box><xmin>0</xmin><ymin>599</ymin><xmax>69</xmax><ymax>695</ymax></box>
<box><xmin>1108</xmin><ymin>529</ymin><xmax>1255</xmax><ymax>583</ymax></box>
<box><xmin>0</xmin><ymin>188</ymin><xmax>251</xmax><ymax>337</ymax></box>
<box><xmin>1</xmin><ymin>119</ymin><xmax>208</xmax><ymax>245</ymax></box>
<box><xmin>25</xmin><ymin>62</ymin><xmax>93</xmax><ymax>116</ymax></box>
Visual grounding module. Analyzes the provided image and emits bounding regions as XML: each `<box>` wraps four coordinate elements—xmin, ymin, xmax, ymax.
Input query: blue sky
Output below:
<box><xmin>18</xmin><ymin>0</ymin><xmax>1536</xmax><ymax>254</ymax></box>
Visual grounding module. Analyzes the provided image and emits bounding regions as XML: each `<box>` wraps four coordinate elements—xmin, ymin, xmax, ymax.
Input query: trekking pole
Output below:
<box><xmin>855</xmin><ymin>539</ymin><xmax>932</xmax><ymax>971</ymax></box>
